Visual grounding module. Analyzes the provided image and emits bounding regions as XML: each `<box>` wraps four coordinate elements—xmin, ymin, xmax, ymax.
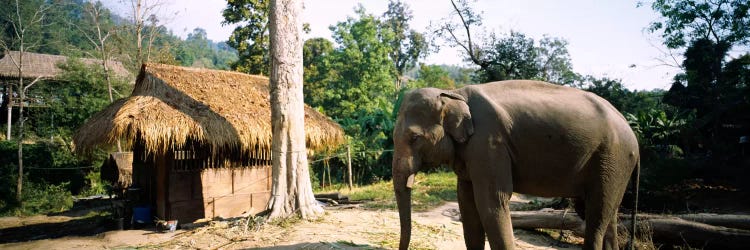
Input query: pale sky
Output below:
<box><xmin>108</xmin><ymin>0</ymin><xmax>683</xmax><ymax>90</ymax></box>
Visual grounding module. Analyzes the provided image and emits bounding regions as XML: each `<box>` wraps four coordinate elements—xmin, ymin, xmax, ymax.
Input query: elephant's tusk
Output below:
<box><xmin>406</xmin><ymin>174</ymin><xmax>415</xmax><ymax>188</ymax></box>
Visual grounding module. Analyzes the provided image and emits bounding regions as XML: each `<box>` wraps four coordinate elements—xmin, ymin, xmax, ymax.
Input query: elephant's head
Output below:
<box><xmin>392</xmin><ymin>88</ymin><xmax>473</xmax><ymax>249</ymax></box>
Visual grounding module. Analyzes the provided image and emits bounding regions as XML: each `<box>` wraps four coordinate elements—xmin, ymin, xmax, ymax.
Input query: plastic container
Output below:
<box><xmin>132</xmin><ymin>206</ymin><xmax>153</xmax><ymax>224</ymax></box>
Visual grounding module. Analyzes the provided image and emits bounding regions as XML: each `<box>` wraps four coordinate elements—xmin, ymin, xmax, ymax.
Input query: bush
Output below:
<box><xmin>18</xmin><ymin>181</ymin><xmax>74</xmax><ymax>215</ymax></box>
<box><xmin>0</xmin><ymin>139</ymin><xmax>105</xmax><ymax>215</ymax></box>
<box><xmin>0</xmin><ymin>180</ymin><xmax>74</xmax><ymax>216</ymax></box>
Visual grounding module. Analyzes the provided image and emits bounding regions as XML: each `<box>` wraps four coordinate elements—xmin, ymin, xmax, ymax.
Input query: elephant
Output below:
<box><xmin>392</xmin><ymin>80</ymin><xmax>640</xmax><ymax>250</ymax></box>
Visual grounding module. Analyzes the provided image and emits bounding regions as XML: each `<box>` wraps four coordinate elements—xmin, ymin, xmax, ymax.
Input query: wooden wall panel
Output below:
<box><xmin>200</xmin><ymin>168</ymin><xmax>233</xmax><ymax>197</ymax></box>
<box><xmin>168</xmin><ymin>172</ymin><xmax>193</xmax><ymax>202</ymax></box>
<box><xmin>163</xmin><ymin>164</ymin><xmax>273</xmax><ymax>222</ymax></box>
<box><xmin>212</xmin><ymin>194</ymin><xmax>253</xmax><ymax>218</ymax></box>
<box><xmin>252</xmin><ymin>192</ymin><xmax>271</xmax><ymax>210</ymax></box>
<box><xmin>233</xmin><ymin>166</ymin><xmax>272</xmax><ymax>195</ymax></box>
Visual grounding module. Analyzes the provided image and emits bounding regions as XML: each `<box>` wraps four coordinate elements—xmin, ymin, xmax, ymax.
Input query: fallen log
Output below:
<box><xmin>651</xmin><ymin>213</ymin><xmax>750</xmax><ymax>230</ymax></box>
<box><xmin>314</xmin><ymin>192</ymin><xmax>348</xmax><ymax>200</ymax></box>
<box><xmin>510</xmin><ymin>210</ymin><xmax>750</xmax><ymax>249</ymax></box>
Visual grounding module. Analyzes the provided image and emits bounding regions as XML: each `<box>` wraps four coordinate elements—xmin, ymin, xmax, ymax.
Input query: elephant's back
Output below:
<box><xmin>467</xmin><ymin>80</ymin><xmax>625</xmax><ymax>123</ymax></box>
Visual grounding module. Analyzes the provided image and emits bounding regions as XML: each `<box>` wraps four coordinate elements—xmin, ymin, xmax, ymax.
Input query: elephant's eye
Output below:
<box><xmin>409</xmin><ymin>133</ymin><xmax>420</xmax><ymax>144</ymax></box>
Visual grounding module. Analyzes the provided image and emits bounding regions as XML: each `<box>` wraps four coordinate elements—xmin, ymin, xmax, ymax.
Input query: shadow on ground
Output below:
<box><xmin>0</xmin><ymin>214</ymin><xmax>114</xmax><ymax>243</ymax></box>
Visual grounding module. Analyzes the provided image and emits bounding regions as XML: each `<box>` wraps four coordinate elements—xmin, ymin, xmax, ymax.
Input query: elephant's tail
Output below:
<box><xmin>628</xmin><ymin>158</ymin><xmax>641</xmax><ymax>250</ymax></box>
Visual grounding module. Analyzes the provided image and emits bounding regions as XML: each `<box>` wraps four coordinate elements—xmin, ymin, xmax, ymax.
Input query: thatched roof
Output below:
<box><xmin>0</xmin><ymin>51</ymin><xmax>131</xmax><ymax>79</ymax></box>
<box><xmin>73</xmin><ymin>63</ymin><xmax>344</xmax><ymax>157</ymax></box>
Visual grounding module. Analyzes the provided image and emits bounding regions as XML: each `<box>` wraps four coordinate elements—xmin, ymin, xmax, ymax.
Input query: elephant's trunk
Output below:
<box><xmin>393</xmin><ymin>157</ymin><xmax>416</xmax><ymax>250</ymax></box>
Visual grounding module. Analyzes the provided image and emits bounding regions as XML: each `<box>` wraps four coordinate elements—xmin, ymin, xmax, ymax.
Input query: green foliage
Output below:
<box><xmin>26</xmin><ymin>59</ymin><xmax>131</xmax><ymax>137</ymax></box>
<box><xmin>475</xmin><ymin>31</ymin><xmax>579</xmax><ymax>84</ymax></box>
<box><xmin>627</xmin><ymin>109</ymin><xmax>690</xmax><ymax>159</ymax></box>
<box><xmin>15</xmin><ymin>181</ymin><xmax>74</xmax><ymax>215</ymax></box>
<box><xmin>408</xmin><ymin>64</ymin><xmax>456</xmax><ymax>89</ymax></box>
<box><xmin>0</xmin><ymin>0</ymin><xmax>49</xmax><ymax>51</ymax></box>
<box><xmin>409</xmin><ymin>64</ymin><xmax>476</xmax><ymax>87</ymax></box>
<box><xmin>176</xmin><ymin>28</ymin><xmax>238</xmax><ymax>69</ymax></box>
<box><xmin>662</xmin><ymin>38</ymin><xmax>750</xmax><ymax>160</ymax></box>
<box><xmin>0</xmin><ymin>140</ymin><xmax>98</xmax><ymax>215</ymax></box>
<box><xmin>303</xmin><ymin>37</ymin><xmax>334</xmax><ymax>103</ymax></box>
<box><xmin>582</xmin><ymin>76</ymin><xmax>665</xmax><ymax>115</ymax></box>
<box><xmin>644</xmin><ymin>0</ymin><xmax>750</xmax><ymax>49</ymax></box>
<box><xmin>222</xmin><ymin>0</ymin><xmax>270</xmax><ymax>75</ymax></box>
<box><xmin>316</xmin><ymin>6</ymin><xmax>396</xmax><ymax>119</ymax></box>
<box><xmin>303</xmin><ymin>6</ymin><xmax>398</xmax><ymax>185</ymax></box>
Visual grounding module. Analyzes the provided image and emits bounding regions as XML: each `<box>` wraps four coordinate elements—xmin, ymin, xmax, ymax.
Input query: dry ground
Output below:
<box><xmin>0</xmin><ymin>196</ymin><xmax>581</xmax><ymax>250</ymax></box>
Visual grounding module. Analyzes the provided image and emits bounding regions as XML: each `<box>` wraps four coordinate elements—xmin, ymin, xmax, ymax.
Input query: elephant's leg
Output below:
<box><xmin>603</xmin><ymin>214</ymin><xmax>619</xmax><ymax>250</ymax></box>
<box><xmin>473</xmin><ymin>187</ymin><xmax>514</xmax><ymax>250</ymax></box>
<box><xmin>458</xmin><ymin>180</ymin><xmax>486</xmax><ymax>250</ymax></box>
<box><xmin>582</xmin><ymin>189</ymin><xmax>615</xmax><ymax>250</ymax></box>
<box><xmin>583</xmin><ymin>156</ymin><xmax>631</xmax><ymax>250</ymax></box>
<box><xmin>468</xmin><ymin>143</ymin><xmax>515</xmax><ymax>250</ymax></box>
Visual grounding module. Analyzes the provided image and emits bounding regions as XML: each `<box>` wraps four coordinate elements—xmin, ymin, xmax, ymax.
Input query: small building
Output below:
<box><xmin>1</xmin><ymin>51</ymin><xmax>132</xmax><ymax>136</ymax></box>
<box><xmin>73</xmin><ymin>63</ymin><xmax>344</xmax><ymax>222</ymax></box>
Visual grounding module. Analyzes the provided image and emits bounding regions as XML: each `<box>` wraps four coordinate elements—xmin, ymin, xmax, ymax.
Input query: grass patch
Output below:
<box><xmin>338</xmin><ymin>171</ymin><xmax>457</xmax><ymax>212</ymax></box>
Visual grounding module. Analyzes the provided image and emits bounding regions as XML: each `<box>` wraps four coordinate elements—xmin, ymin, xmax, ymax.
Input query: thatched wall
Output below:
<box><xmin>74</xmin><ymin>63</ymin><xmax>344</xmax><ymax>158</ymax></box>
<box><xmin>100</xmin><ymin>152</ymin><xmax>133</xmax><ymax>189</ymax></box>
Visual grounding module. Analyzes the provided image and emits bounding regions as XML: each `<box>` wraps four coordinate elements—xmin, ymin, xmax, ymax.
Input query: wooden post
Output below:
<box><xmin>347</xmin><ymin>145</ymin><xmax>353</xmax><ymax>190</ymax></box>
<box><xmin>5</xmin><ymin>85</ymin><xmax>12</xmax><ymax>140</ymax></box>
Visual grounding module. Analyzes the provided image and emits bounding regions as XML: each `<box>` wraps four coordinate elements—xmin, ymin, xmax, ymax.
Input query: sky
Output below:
<box><xmin>108</xmin><ymin>0</ymin><xmax>683</xmax><ymax>91</ymax></box>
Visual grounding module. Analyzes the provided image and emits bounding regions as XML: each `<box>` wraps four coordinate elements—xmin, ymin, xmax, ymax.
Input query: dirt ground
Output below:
<box><xmin>0</xmin><ymin>195</ymin><xmax>581</xmax><ymax>250</ymax></box>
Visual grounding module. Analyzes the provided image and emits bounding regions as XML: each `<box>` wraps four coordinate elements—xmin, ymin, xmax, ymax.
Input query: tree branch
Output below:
<box><xmin>24</xmin><ymin>76</ymin><xmax>43</xmax><ymax>92</ymax></box>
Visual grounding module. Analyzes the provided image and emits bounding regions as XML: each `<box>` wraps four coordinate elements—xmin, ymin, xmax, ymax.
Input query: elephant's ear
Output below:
<box><xmin>439</xmin><ymin>92</ymin><xmax>474</xmax><ymax>143</ymax></box>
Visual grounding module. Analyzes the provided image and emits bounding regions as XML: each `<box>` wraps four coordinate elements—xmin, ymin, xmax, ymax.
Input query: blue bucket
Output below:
<box><xmin>133</xmin><ymin>206</ymin><xmax>153</xmax><ymax>224</ymax></box>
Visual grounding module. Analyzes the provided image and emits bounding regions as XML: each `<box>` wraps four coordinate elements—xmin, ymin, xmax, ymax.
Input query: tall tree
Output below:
<box><xmin>537</xmin><ymin>35</ymin><xmax>578</xmax><ymax>84</ymax></box>
<box><xmin>266</xmin><ymin>0</ymin><xmax>321</xmax><ymax>219</ymax></box>
<box><xmin>307</xmin><ymin>6</ymin><xmax>395</xmax><ymax>120</ymax></box>
<box><xmin>0</xmin><ymin>0</ymin><xmax>50</xmax><ymax>202</ymax></box>
<box><xmin>78</xmin><ymin>1</ymin><xmax>115</xmax><ymax>102</ymax></box>
<box><xmin>648</xmin><ymin>0</ymin><xmax>750</xmax><ymax>154</ymax></box>
<box><xmin>79</xmin><ymin>0</ymin><xmax>121</xmax><ymax>151</ymax></box>
<box><xmin>123</xmin><ymin>0</ymin><xmax>171</xmax><ymax>65</ymax></box>
<box><xmin>433</xmin><ymin>0</ymin><xmax>576</xmax><ymax>84</ymax></box>
<box><xmin>302</xmin><ymin>37</ymin><xmax>333</xmax><ymax>106</ymax></box>
<box><xmin>432</xmin><ymin>0</ymin><xmax>500</xmax><ymax>80</ymax></box>
<box><xmin>645</xmin><ymin>0</ymin><xmax>750</xmax><ymax>49</ymax></box>
<box><xmin>381</xmin><ymin>0</ymin><xmax>428</xmax><ymax>89</ymax></box>
<box><xmin>222</xmin><ymin>0</ymin><xmax>270</xmax><ymax>75</ymax></box>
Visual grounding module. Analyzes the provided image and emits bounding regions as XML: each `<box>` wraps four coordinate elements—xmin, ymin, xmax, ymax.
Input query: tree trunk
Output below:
<box><xmin>134</xmin><ymin>0</ymin><xmax>143</xmax><ymax>64</ymax></box>
<box><xmin>15</xmin><ymin>51</ymin><xmax>24</xmax><ymax>203</ymax></box>
<box><xmin>266</xmin><ymin>0</ymin><xmax>322</xmax><ymax>220</ymax></box>
<box><xmin>100</xmin><ymin>45</ymin><xmax>122</xmax><ymax>152</ymax></box>
<box><xmin>510</xmin><ymin>210</ymin><xmax>750</xmax><ymax>249</ymax></box>
<box><xmin>5</xmin><ymin>84</ymin><xmax>12</xmax><ymax>140</ymax></box>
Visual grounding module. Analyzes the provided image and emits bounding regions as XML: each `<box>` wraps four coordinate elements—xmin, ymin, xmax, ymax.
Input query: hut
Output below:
<box><xmin>73</xmin><ymin>63</ymin><xmax>344</xmax><ymax>222</ymax></box>
<box><xmin>1</xmin><ymin>51</ymin><xmax>131</xmax><ymax>132</ymax></box>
